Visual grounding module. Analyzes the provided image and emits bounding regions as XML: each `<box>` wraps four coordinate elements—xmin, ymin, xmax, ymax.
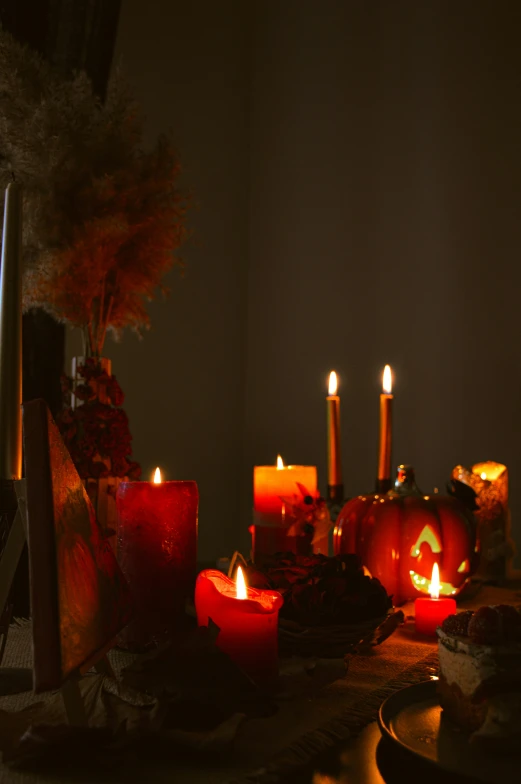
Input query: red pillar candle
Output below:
<box><xmin>415</xmin><ymin>563</ymin><xmax>456</xmax><ymax>636</ymax></box>
<box><xmin>117</xmin><ymin>468</ymin><xmax>198</xmax><ymax>648</ymax></box>
<box><xmin>195</xmin><ymin>567</ymin><xmax>283</xmax><ymax>686</ymax></box>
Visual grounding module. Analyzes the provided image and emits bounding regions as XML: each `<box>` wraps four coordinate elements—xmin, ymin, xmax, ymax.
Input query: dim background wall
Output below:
<box><xmin>68</xmin><ymin>0</ymin><xmax>521</xmax><ymax>563</ymax></box>
<box><xmin>68</xmin><ymin>0</ymin><xmax>252</xmax><ymax>561</ymax></box>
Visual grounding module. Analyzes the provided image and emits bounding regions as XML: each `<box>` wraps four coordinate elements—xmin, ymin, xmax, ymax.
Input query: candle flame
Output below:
<box><xmin>236</xmin><ymin>566</ymin><xmax>247</xmax><ymax>599</ymax></box>
<box><xmin>153</xmin><ymin>467</ymin><xmax>162</xmax><ymax>484</ymax></box>
<box><xmin>328</xmin><ymin>371</ymin><xmax>338</xmax><ymax>396</ymax></box>
<box><xmin>480</xmin><ymin>472</ymin><xmax>487</xmax><ymax>480</ymax></box>
<box><xmin>382</xmin><ymin>365</ymin><xmax>392</xmax><ymax>394</ymax></box>
<box><xmin>429</xmin><ymin>563</ymin><xmax>440</xmax><ymax>600</ymax></box>
<box><xmin>276</xmin><ymin>455</ymin><xmax>284</xmax><ymax>469</ymax></box>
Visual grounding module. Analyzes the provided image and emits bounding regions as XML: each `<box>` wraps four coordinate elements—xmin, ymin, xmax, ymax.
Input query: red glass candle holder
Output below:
<box><xmin>116</xmin><ymin>480</ymin><xmax>198</xmax><ymax>649</ymax></box>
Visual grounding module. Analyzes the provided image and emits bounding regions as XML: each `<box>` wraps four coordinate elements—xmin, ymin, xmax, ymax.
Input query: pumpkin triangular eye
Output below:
<box><xmin>457</xmin><ymin>559</ymin><xmax>470</xmax><ymax>573</ymax></box>
<box><xmin>410</xmin><ymin>525</ymin><xmax>442</xmax><ymax>557</ymax></box>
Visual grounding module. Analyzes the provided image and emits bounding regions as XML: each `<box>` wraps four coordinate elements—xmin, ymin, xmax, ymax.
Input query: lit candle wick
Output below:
<box><xmin>276</xmin><ymin>455</ymin><xmax>284</xmax><ymax>470</ymax></box>
<box><xmin>236</xmin><ymin>566</ymin><xmax>248</xmax><ymax>600</ymax></box>
<box><xmin>153</xmin><ymin>467</ymin><xmax>162</xmax><ymax>484</ymax></box>
<box><xmin>382</xmin><ymin>364</ymin><xmax>392</xmax><ymax>394</ymax></box>
<box><xmin>328</xmin><ymin>371</ymin><xmax>338</xmax><ymax>396</ymax></box>
<box><xmin>429</xmin><ymin>563</ymin><xmax>440</xmax><ymax>600</ymax></box>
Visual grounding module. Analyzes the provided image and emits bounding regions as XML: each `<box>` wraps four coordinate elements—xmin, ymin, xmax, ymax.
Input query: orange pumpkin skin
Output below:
<box><xmin>333</xmin><ymin>468</ymin><xmax>479</xmax><ymax>605</ymax></box>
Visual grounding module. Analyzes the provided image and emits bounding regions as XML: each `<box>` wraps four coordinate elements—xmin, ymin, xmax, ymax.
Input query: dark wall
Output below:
<box><xmin>244</xmin><ymin>0</ymin><xmax>521</xmax><ymax>557</ymax></box>
<box><xmin>85</xmin><ymin>0</ymin><xmax>252</xmax><ymax>561</ymax></box>
<box><xmin>92</xmin><ymin>0</ymin><xmax>521</xmax><ymax>562</ymax></box>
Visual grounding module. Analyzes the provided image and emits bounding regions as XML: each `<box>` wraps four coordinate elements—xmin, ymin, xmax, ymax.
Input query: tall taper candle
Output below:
<box><xmin>326</xmin><ymin>371</ymin><xmax>343</xmax><ymax>503</ymax></box>
<box><xmin>376</xmin><ymin>364</ymin><xmax>393</xmax><ymax>493</ymax></box>
<box><xmin>0</xmin><ymin>181</ymin><xmax>23</xmax><ymax>480</ymax></box>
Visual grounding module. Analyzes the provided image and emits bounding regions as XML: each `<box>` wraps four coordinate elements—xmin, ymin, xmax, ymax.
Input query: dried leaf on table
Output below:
<box><xmin>0</xmin><ymin>673</ymin><xmax>164</xmax><ymax>767</ymax></box>
<box><xmin>5</xmin><ymin>725</ymin><xmax>114</xmax><ymax>770</ymax></box>
<box><xmin>353</xmin><ymin>610</ymin><xmax>405</xmax><ymax>653</ymax></box>
<box><xmin>121</xmin><ymin>625</ymin><xmax>276</xmax><ymax>730</ymax></box>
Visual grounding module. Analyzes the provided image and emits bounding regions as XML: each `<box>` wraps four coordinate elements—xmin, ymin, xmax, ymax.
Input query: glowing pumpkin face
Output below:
<box><xmin>333</xmin><ymin>466</ymin><xmax>479</xmax><ymax>605</ymax></box>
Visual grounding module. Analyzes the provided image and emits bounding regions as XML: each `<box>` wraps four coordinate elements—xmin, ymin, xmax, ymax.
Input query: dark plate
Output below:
<box><xmin>378</xmin><ymin>680</ymin><xmax>520</xmax><ymax>784</ymax></box>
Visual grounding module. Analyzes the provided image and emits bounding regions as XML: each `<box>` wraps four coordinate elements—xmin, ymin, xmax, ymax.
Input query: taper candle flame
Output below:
<box><xmin>328</xmin><ymin>371</ymin><xmax>338</xmax><ymax>396</ymax></box>
<box><xmin>236</xmin><ymin>566</ymin><xmax>247</xmax><ymax>600</ymax></box>
<box><xmin>153</xmin><ymin>467</ymin><xmax>162</xmax><ymax>484</ymax></box>
<box><xmin>383</xmin><ymin>365</ymin><xmax>392</xmax><ymax>394</ymax></box>
<box><xmin>429</xmin><ymin>563</ymin><xmax>440</xmax><ymax>600</ymax></box>
<box><xmin>276</xmin><ymin>455</ymin><xmax>284</xmax><ymax>469</ymax></box>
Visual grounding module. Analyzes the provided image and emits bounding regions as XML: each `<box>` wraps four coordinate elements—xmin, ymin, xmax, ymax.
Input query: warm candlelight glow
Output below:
<box><xmin>236</xmin><ymin>566</ymin><xmax>248</xmax><ymax>600</ymax></box>
<box><xmin>328</xmin><ymin>371</ymin><xmax>338</xmax><ymax>396</ymax></box>
<box><xmin>481</xmin><ymin>472</ymin><xmax>487</xmax><ymax>480</ymax></box>
<box><xmin>153</xmin><ymin>467</ymin><xmax>162</xmax><ymax>484</ymax></box>
<box><xmin>429</xmin><ymin>563</ymin><xmax>440</xmax><ymax>600</ymax></box>
<box><xmin>276</xmin><ymin>455</ymin><xmax>284</xmax><ymax>470</ymax></box>
<box><xmin>382</xmin><ymin>364</ymin><xmax>392</xmax><ymax>394</ymax></box>
<box><xmin>414</xmin><ymin>559</ymin><xmax>456</xmax><ymax>635</ymax></box>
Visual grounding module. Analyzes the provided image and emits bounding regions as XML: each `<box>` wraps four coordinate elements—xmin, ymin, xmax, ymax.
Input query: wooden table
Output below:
<box><xmin>0</xmin><ymin>583</ymin><xmax>518</xmax><ymax>784</ymax></box>
<box><xmin>281</xmin><ymin>582</ymin><xmax>521</xmax><ymax>784</ymax></box>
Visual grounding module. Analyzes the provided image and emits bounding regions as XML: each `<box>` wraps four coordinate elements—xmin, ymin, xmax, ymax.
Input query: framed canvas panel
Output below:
<box><xmin>23</xmin><ymin>399</ymin><xmax>132</xmax><ymax>692</ymax></box>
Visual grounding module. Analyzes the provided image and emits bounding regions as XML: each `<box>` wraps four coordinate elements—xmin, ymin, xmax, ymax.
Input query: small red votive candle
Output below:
<box><xmin>415</xmin><ymin>563</ymin><xmax>456</xmax><ymax>636</ymax></box>
<box><xmin>195</xmin><ymin>567</ymin><xmax>283</xmax><ymax>686</ymax></box>
<box><xmin>117</xmin><ymin>468</ymin><xmax>198</xmax><ymax>648</ymax></box>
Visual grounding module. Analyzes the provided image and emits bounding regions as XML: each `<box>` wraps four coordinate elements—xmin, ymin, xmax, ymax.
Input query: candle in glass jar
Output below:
<box><xmin>117</xmin><ymin>468</ymin><xmax>198</xmax><ymax>648</ymax></box>
<box><xmin>254</xmin><ymin>456</ymin><xmax>317</xmax><ymax>518</ymax></box>
<box><xmin>195</xmin><ymin>566</ymin><xmax>283</xmax><ymax>686</ymax></box>
<box><xmin>415</xmin><ymin>563</ymin><xmax>456</xmax><ymax>636</ymax></box>
<box><xmin>376</xmin><ymin>364</ymin><xmax>393</xmax><ymax>493</ymax></box>
<box><xmin>451</xmin><ymin>461</ymin><xmax>512</xmax><ymax>580</ymax></box>
<box><xmin>252</xmin><ymin>456</ymin><xmax>317</xmax><ymax>560</ymax></box>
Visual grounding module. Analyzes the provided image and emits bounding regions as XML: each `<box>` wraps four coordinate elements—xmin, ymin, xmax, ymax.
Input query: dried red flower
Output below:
<box><xmin>58</xmin><ymin>361</ymin><xmax>141</xmax><ymax>481</ymax></box>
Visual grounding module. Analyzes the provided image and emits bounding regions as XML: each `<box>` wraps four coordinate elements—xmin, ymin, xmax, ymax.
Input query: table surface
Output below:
<box><xmin>0</xmin><ymin>582</ymin><xmax>520</xmax><ymax>784</ymax></box>
<box><xmin>282</xmin><ymin>581</ymin><xmax>521</xmax><ymax>784</ymax></box>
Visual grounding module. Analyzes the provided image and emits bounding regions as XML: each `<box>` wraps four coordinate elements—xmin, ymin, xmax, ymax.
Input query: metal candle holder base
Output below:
<box><xmin>375</xmin><ymin>478</ymin><xmax>392</xmax><ymax>494</ymax></box>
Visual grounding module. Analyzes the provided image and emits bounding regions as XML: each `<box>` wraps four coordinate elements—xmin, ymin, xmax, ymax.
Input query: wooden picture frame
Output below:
<box><xmin>23</xmin><ymin>399</ymin><xmax>132</xmax><ymax>692</ymax></box>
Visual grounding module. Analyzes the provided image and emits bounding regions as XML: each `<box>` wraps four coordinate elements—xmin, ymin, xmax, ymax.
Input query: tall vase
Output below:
<box><xmin>71</xmin><ymin>356</ymin><xmax>126</xmax><ymax>552</ymax></box>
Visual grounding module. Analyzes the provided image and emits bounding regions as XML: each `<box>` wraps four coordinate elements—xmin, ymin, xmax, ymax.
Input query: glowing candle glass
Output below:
<box><xmin>117</xmin><ymin>467</ymin><xmax>198</xmax><ymax>648</ymax></box>
<box><xmin>252</xmin><ymin>456</ymin><xmax>317</xmax><ymax>561</ymax></box>
<box><xmin>195</xmin><ymin>566</ymin><xmax>283</xmax><ymax>686</ymax></box>
<box><xmin>414</xmin><ymin>563</ymin><xmax>456</xmax><ymax>636</ymax></box>
<box><xmin>451</xmin><ymin>461</ymin><xmax>513</xmax><ymax>580</ymax></box>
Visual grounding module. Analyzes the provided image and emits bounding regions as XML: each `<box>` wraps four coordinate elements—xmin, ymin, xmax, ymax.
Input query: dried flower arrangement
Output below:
<box><xmin>59</xmin><ymin>359</ymin><xmax>141</xmax><ymax>480</ymax></box>
<box><xmin>0</xmin><ymin>28</ymin><xmax>187</xmax><ymax>357</ymax></box>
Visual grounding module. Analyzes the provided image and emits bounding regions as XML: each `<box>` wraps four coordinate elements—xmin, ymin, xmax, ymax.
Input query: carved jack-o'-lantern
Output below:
<box><xmin>333</xmin><ymin>465</ymin><xmax>479</xmax><ymax>605</ymax></box>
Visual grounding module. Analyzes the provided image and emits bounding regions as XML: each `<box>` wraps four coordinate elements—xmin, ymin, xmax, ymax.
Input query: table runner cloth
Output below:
<box><xmin>0</xmin><ymin>585</ymin><xmax>517</xmax><ymax>784</ymax></box>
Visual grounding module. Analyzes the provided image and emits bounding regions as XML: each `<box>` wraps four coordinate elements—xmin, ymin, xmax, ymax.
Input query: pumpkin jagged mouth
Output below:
<box><xmin>409</xmin><ymin>569</ymin><xmax>463</xmax><ymax>596</ymax></box>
